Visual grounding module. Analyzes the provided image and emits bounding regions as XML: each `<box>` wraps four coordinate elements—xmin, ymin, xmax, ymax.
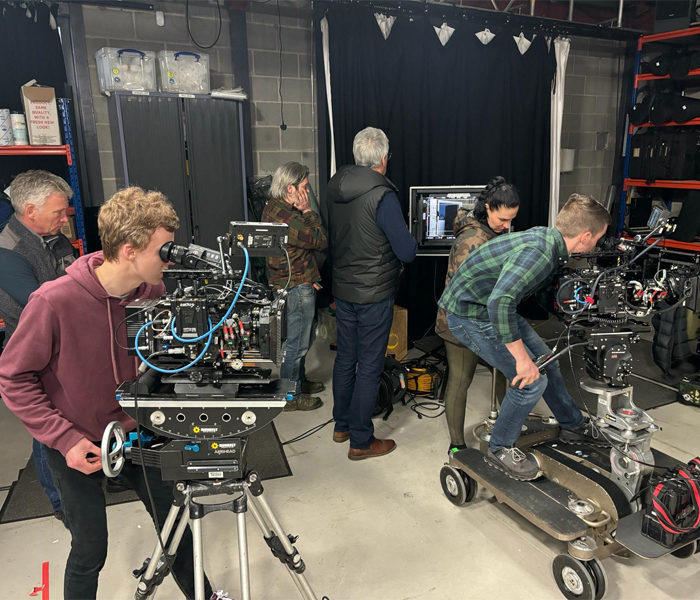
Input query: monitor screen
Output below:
<box><xmin>409</xmin><ymin>186</ymin><xmax>484</xmax><ymax>256</ymax></box>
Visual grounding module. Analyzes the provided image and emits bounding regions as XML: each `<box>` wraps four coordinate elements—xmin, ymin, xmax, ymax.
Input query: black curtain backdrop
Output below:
<box><xmin>326</xmin><ymin>6</ymin><xmax>556</xmax><ymax>343</ymax></box>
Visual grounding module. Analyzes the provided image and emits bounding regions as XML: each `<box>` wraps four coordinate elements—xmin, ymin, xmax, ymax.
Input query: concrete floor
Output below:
<box><xmin>1</xmin><ymin>340</ymin><xmax>700</xmax><ymax>600</ymax></box>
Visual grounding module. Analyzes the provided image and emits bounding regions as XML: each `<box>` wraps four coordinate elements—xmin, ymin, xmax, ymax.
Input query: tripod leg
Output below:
<box><xmin>236</xmin><ymin>510</ymin><xmax>251</xmax><ymax>600</ymax></box>
<box><xmin>135</xmin><ymin>502</ymin><xmax>185</xmax><ymax>600</ymax></box>
<box><xmin>191</xmin><ymin>515</ymin><xmax>206</xmax><ymax>600</ymax></box>
<box><xmin>248</xmin><ymin>494</ymin><xmax>318</xmax><ymax>600</ymax></box>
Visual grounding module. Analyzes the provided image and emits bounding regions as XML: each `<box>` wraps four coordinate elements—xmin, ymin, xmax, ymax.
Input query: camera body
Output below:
<box><xmin>111</xmin><ymin>222</ymin><xmax>295</xmax><ymax>481</ymax></box>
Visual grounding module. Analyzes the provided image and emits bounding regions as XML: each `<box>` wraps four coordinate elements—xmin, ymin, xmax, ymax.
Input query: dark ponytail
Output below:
<box><xmin>473</xmin><ymin>176</ymin><xmax>520</xmax><ymax>221</ymax></box>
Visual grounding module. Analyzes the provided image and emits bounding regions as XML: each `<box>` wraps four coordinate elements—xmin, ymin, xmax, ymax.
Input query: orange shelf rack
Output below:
<box><xmin>0</xmin><ymin>144</ymin><xmax>72</xmax><ymax>165</ymax></box>
<box><xmin>624</xmin><ymin>178</ymin><xmax>700</xmax><ymax>190</ymax></box>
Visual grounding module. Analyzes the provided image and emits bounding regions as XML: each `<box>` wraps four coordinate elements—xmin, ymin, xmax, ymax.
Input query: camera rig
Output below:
<box><xmin>103</xmin><ymin>221</ymin><xmax>294</xmax><ymax>483</ymax></box>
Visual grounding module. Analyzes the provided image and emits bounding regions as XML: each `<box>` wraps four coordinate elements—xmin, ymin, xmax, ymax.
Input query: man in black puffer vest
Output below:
<box><xmin>0</xmin><ymin>170</ymin><xmax>77</xmax><ymax>523</ymax></box>
<box><xmin>324</xmin><ymin>127</ymin><xmax>417</xmax><ymax>460</ymax></box>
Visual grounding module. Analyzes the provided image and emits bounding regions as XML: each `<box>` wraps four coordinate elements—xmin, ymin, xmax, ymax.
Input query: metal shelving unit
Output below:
<box><xmin>620</xmin><ymin>26</ymin><xmax>700</xmax><ymax>251</ymax></box>
<box><xmin>0</xmin><ymin>99</ymin><xmax>87</xmax><ymax>253</ymax></box>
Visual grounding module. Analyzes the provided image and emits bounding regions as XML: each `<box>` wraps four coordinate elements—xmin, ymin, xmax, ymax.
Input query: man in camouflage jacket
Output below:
<box><xmin>262</xmin><ymin>162</ymin><xmax>328</xmax><ymax>411</ymax></box>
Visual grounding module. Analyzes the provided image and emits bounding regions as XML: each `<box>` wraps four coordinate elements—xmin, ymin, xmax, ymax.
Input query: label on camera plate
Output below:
<box><xmin>197</xmin><ymin>427</ymin><xmax>219</xmax><ymax>434</ymax></box>
<box><xmin>179</xmin><ymin>93</ymin><xmax>196</xmax><ymax>98</ymax></box>
<box><xmin>208</xmin><ymin>471</ymin><xmax>224</xmax><ymax>479</ymax></box>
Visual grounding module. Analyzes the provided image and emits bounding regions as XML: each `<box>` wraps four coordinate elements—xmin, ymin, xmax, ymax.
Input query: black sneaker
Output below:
<box><xmin>486</xmin><ymin>447</ymin><xmax>542</xmax><ymax>481</ymax></box>
<box><xmin>559</xmin><ymin>419</ymin><xmax>611</xmax><ymax>447</ymax></box>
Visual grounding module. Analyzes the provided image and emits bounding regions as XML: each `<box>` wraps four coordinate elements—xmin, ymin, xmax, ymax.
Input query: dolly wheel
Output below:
<box><xmin>671</xmin><ymin>540</ymin><xmax>698</xmax><ymax>559</ymax></box>
<box><xmin>584</xmin><ymin>558</ymin><xmax>607</xmax><ymax>600</ymax></box>
<box><xmin>552</xmin><ymin>554</ymin><xmax>596</xmax><ymax>600</ymax></box>
<box><xmin>439</xmin><ymin>465</ymin><xmax>476</xmax><ymax>506</ymax></box>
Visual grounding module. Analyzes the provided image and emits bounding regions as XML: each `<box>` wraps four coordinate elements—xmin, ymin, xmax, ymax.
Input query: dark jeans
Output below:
<box><xmin>33</xmin><ymin>438</ymin><xmax>61</xmax><ymax>511</ymax></box>
<box><xmin>332</xmin><ymin>297</ymin><xmax>394</xmax><ymax>449</ymax></box>
<box><xmin>447</xmin><ymin>313</ymin><xmax>584</xmax><ymax>451</ymax></box>
<box><xmin>46</xmin><ymin>446</ymin><xmax>211</xmax><ymax>600</ymax></box>
<box><xmin>444</xmin><ymin>340</ymin><xmax>507</xmax><ymax>447</ymax></box>
<box><xmin>280</xmin><ymin>284</ymin><xmax>317</xmax><ymax>398</ymax></box>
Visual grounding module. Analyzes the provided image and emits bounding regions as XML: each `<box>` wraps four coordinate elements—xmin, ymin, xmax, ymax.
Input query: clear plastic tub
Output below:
<box><xmin>157</xmin><ymin>50</ymin><xmax>211</xmax><ymax>94</ymax></box>
<box><xmin>95</xmin><ymin>47</ymin><xmax>157</xmax><ymax>93</ymax></box>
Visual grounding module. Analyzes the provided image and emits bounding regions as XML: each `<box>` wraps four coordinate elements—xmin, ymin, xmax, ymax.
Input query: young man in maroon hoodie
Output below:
<box><xmin>0</xmin><ymin>187</ymin><xmax>212</xmax><ymax>600</ymax></box>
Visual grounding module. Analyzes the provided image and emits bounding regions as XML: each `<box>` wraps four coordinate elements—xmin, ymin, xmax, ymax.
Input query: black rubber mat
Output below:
<box><xmin>0</xmin><ymin>423</ymin><xmax>291</xmax><ymax>525</ymax></box>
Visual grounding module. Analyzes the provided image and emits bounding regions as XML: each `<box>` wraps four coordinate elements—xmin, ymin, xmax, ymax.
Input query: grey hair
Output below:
<box><xmin>353</xmin><ymin>127</ymin><xmax>389</xmax><ymax>168</ymax></box>
<box><xmin>269</xmin><ymin>162</ymin><xmax>310</xmax><ymax>201</ymax></box>
<box><xmin>9</xmin><ymin>170</ymin><xmax>73</xmax><ymax>216</ymax></box>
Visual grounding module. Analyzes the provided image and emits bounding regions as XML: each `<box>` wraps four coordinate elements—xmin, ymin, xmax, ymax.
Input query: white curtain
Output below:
<box><xmin>549</xmin><ymin>37</ymin><xmax>570</xmax><ymax>226</ymax></box>
<box><xmin>321</xmin><ymin>16</ymin><xmax>336</xmax><ymax>176</ymax></box>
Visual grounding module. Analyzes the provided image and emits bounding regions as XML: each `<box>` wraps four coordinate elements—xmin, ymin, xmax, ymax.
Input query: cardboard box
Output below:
<box><xmin>60</xmin><ymin>215</ymin><xmax>77</xmax><ymax>241</ymax></box>
<box><xmin>21</xmin><ymin>84</ymin><xmax>62</xmax><ymax>146</ymax></box>
<box><xmin>386</xmin><ymin>305</ymin><xmax>408</xmax><ymax>361</ymax></box>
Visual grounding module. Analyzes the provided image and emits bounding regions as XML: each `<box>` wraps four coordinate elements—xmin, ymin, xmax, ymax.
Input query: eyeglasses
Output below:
<box><xmin>387</xmin><ymin>152</ymin><xmax>392</xmax><ymax>162</ymax></box>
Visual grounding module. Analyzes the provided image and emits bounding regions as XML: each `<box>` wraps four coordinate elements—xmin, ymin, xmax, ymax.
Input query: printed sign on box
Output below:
<box><xmin>20</xmin><ymin>84</ymin><xmax>62</xmax><ymax>146</ymax></box>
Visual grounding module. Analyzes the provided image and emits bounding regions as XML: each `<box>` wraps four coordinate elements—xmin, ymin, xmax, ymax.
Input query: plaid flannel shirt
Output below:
<box><xmin>262</xmin><ymin>197</ymin><xmax>328</xmax><ymax>289</ymax></box>
<box><xmin>439</xmin><ymin>227</ymin><xmax>568</xmax><ymax>343</ymax></box>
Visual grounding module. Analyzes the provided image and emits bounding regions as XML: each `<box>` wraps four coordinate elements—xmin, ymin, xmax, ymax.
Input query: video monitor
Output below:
<box><xmin>409</xmin><ymin>186</ymin><xmax>485</xmax><ymax>256</ymax></box>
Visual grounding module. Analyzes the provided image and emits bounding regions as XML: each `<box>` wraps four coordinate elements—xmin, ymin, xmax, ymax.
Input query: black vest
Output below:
<box><xmin>325</xmin><ymin>165</ymin><xmax>401</xmax><ymax>304</ymax></box>
<box><xmin>0</xmin><ymin>215</ymin><xmax>76</xmax><ymax>340</ymax></box>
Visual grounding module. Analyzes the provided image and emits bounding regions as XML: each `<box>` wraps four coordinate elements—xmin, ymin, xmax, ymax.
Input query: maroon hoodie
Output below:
<box><xmin>0</xmin><ymin>252</ymin><xmax>164</xmax><ymax>456</ymax></box>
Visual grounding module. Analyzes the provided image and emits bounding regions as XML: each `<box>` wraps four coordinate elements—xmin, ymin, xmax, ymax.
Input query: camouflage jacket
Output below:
<box><xmin>262</xmin><ymin>196</ymin><xmax>328</xmax><ymax>289</ymax></box>
<box><xmin>436</xmin><ymin>210</ymin><xmax>499</xmax><ymax>345</ymax></box>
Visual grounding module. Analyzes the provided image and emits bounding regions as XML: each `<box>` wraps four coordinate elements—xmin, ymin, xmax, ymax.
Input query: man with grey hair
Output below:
<box><xmin>0</xmin><ymin>169</ymin><xmax>77</xmax><ymax>523</ymax></box>
<box><xmin>324</xmin><ymin>127</ymin><xmax>417</xmax><ymax>460</ymax></box>
<box><xmin>262</xmin><ymin>161</ymin><xmax>328</xmax><ymax>411</ymax></box>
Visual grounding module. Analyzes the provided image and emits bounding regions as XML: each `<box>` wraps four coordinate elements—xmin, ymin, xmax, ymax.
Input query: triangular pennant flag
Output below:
<box><xmin>475</xmin><ymin>28</ymin><xmax>495</xmax><ymax>45</ymax></box>
<box><xmin>374</xmin><ymin>13</ymin><xmax>397</xmax><ymax>40</ymax></box>
<box><xmin>513</xmin><ymin>32</ymin><xmax>535</xmax><ymax>55</ymax></box>
<box><xmin>434</xmin><ymin>22</ymin><xmax>455</xmax><ymax>46</ymax></box>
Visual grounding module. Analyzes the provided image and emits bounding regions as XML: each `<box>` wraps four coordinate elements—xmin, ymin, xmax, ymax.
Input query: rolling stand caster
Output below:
<box><xmin>552</xmin><ymin>554</ymin><xmax>607</xmax><ymax>600</ymax></box>
<box><xmin>439</xmin><ymin>465</ymin><xmax>477</xmax><ymax>506</ymax></box>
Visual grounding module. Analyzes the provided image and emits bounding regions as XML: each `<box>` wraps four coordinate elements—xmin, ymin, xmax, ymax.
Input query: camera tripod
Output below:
<box><xmin>132</xmin><ymin>471</ymin><xmax>319</xmax><ymax>600</ymax></box>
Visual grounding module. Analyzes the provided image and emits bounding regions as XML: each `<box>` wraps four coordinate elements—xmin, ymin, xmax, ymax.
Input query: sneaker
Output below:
<box><xmin>559</xmin><ymin>418</ymin><xmax>612</xmax><ymax>447</ymax></box>
<box><xmin>283</xmin><ymin>394</ymin><xmax>323</xmax><ymax>412</ymax></box>
<box><xmin>486</xmin><ymin>447</ymin><xmax>542</xmax><ymax>481</ymax></box>
<box><xmin>301</xmin><ymin>380</ymin><xmax>326</xmax><ymax>394</ymax></box>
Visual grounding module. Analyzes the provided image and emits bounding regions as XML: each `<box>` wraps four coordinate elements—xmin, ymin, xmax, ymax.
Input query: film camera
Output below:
<box><xmin>102</xmin><ymin>221</ymin><xmax>294</xmax><ymax>482</ymax></box>
<box><xmin>552</xmin><ymin>207</ymin><xmax>699</xmax><ymax>388</ymax></box>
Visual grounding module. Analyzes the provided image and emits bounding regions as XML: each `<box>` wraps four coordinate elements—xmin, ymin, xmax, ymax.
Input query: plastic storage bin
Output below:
<box><xmin>157</xmin><ymin>51</ymin><xmax>211</xmax><ymax>94</ymax></box>
<box><xmin>95</xmin><ymin>47</ymin><xmax>157</xmax><ymax>94</ymax></box>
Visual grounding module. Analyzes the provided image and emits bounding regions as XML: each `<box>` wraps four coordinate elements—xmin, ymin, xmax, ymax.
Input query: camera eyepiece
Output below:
<box><xmin>159</xmin><ymin>241</ymin><xmax>188</xmax><ymax>265</ymax></box>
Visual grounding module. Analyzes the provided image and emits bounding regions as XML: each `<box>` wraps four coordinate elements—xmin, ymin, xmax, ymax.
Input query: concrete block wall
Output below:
<box><xmin>246</xmin><ymin>0</ymin><xmax>318</xmax><ymax>191</ymax></box>
<box><xmin>560</xmin><ymin>37</ymin><xmax>626</xmax><ymax>209</ymax></box>
<box><xmin>82</xmin><ymin>2</ymin><xmax>236</xmax><ymax>200</ymax></box>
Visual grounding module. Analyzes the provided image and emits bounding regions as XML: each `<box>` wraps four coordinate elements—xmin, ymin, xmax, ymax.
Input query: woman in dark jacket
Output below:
<box><xmin>435</xmin><ymin>176</ymin><xmax>520</xmax><ymax>453</ymax></box>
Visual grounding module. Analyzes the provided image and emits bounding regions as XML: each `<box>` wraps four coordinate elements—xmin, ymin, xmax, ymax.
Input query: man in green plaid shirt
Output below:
<box><xmin>439</xmin><ymin>194</ymin><xmax>611</xmax><ymax>480</ymax></box>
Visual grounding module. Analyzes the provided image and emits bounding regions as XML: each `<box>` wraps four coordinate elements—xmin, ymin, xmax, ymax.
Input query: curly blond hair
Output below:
<box><xmin>98</xmin><ymin>187</ymin><xmax>179</xmax><ymax>260</ymax></box>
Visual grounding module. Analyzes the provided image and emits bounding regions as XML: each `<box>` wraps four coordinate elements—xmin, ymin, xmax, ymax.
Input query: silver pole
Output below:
<box><xmin>504</xmin><ymin>0</ymin><xmax>515</xmax><ymax>12</ymax></box>
<box><xmin>137</xmin><ymin>504</ymin><xmax>181</xmax><ymax>592</ymax></box>
<box><xmin>192</xmin><ymin>517</ymin><xmax>205</xmax><ymax>600</ymax></box>
<box><xmin>490</xmin><ymin>366</ymin><xmax>499</xmax><ymax>418</ymax></box>
<box><xmin>490</xmin><ymin>0</ymin><xmax>499</xmax><ymax>11</ymax></box>
<box><xmin>617</xmin><ymin>0</ymin><xmax>623</xmax><ymax>28</ymax></box>
<box><xmin>530</xmin><ymin>0</ymin><xmax>535</xmax><ymax>17</ymax></box>
<box><xmin>237</xmin><ymin>511</ymin><xmax>252</xmax><ymax>600</ymax></box>
<box><xmin>568</xmin><ymin>0</ymin><xmax>574</xmax><ymax>21</ymax></box>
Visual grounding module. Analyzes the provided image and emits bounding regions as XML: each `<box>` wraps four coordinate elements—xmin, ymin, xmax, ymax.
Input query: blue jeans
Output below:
<box><xmin>447</xmin><ymin>314</ymin><xmax>583</xmax><ymax>451</ymax></box>
<box><xmin>332</xmin><ymin>297</ymin><xmax>394</xmax><ymax>449</ymax></box>
<box><xmin>280</xmin><ymin>284</ymin><xmax>317</xmax><ymax>398</ymax></box>
<box><xmin>33</xmin><ymin>438</ymin><xmax>61</xmax><ymax>511</ymax></box>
